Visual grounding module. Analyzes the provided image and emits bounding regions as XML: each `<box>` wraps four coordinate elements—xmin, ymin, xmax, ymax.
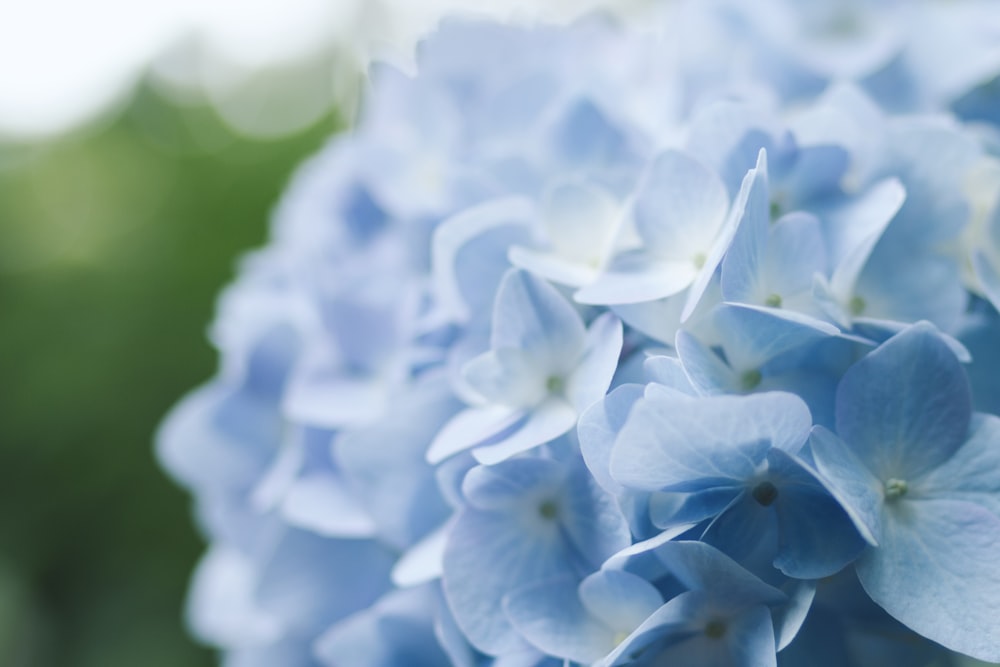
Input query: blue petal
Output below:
<box><xmin>560</xmin><ymin>459</ymin><xmax>634</xmax><ymax>568</ymax></box>
<box><xmin>578</xmin><ymin>384</ymin><xmax>645</xmax><ymax>495</ymax></box>
<box><xmin>710</xmin><ymin>304</ymin><xmax>839</xmax><ymax>372</ymax></box>
<box><xmin>856</xmin><ymin>498</ymin><xmax>1000</xmax><ymax>663</ymax></box>
<box><xmin>654</xmin><ymin>541</ymin><xmax>786</xmax><ymax>606</ymax></box>
<box><xmin>432</xmin><ymin>197</ymin><xmax>536</xmax><ymax>324</ymax></box>
<box><xmin>918</xmin><ymin>413</ymin><xmax>1000</xmax><ymax>517</ymax></box>
<box><xmin>610</xmin><ymin>389</ymin><xmax>812</xmax><ymax>491</ymax></box>
<box><xmin>574</xmin><ymin>251</ymin><xmax>699</xmax><ymax>305</ymax></box>
<box><xmin>771</xmin><ymin>579</ymin><xmax>815</xmax><ymax>651</ymax></box>
<box><xmin>835</xmin><ymin>322</ymin><xmax>972</xmax><ymax>480</ymax></box>
<box><xmin>642</xmin><ymin>355</ymin><xmax>699</xmax><ymax>395</ymax></box>
<box><xmin>803</xmin><ymin>426</ymin><xmax>882</xmax><ymax>546</ymax></box>
<box><xmin>675</xmin><ymin>329</ymin><xmax>739</xmax><ymax>395</ymax></box>
<box><xmin>491</xmin><ymin>269</ymin><xmax>586</xmax><ymax>370</ymax></box>
<box><xmin>442</xmin><ymin>508</ymin><xmax>570</xmax><ymax>655</ymax></box>
<box><xmin>721</xmin><ymin>149</ymin><xmax>770</xmax><ymax>304</ymax></box>
<box><xmin>503</xmin><ymin>575</ymin><xmax>614</xmax><ymax>663</ymax></box>
<box><xmin>760</xmin><ymin>212</ymin><xmax>828</xmax><ymax>307</ymax></box>
<box><xmin>566</xmin><ymin>312</ymin><xmax>623</xmax><ymax>413</ymax></box>
<box><xmin>633</xmin><ymin>150</ymin><xmax>730</xmax><ymax>259</ymax></box>
<box><xmin>681</xmin><ymin>154</ymin><xmax>764</xmax><ymax>322</ymax></box>
<box><xmin>580</xmin><ymin>569</ymin><xmax>664</xmax><ymax>635</ymax></box>
<box><xmin>471</xmin><ymin>398</ymin><xmax>578</xmax><ymax>465</ymax></box>
<box><xmin>766</xmin><ymin>449</ymin><xmax>867</xmax><ymax>579</ymax></box>
<box><xmin>822</xmin><ymin>178</ymin><xmax>905</xmax><ymax>302</ymax></box>
<box><xmin>427</xmin><ymin>405</ymin><xmax>525</xmax><ymax>464</ymax></box>
<box><xmin>253</xmin><ymin>529</ymin><xmax>394</xmax><ymax>637</ymax></box>
<box><xmin>461</xmin><ymin>458</ymin><xmax>566</xmax><ymax>511</ymax></box>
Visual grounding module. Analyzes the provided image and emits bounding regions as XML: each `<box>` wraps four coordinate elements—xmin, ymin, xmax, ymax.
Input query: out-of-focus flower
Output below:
<box><xmin>160</xmin><ymin>3</ymin><xmax>1000</xmax><ymax>666</ymax></box>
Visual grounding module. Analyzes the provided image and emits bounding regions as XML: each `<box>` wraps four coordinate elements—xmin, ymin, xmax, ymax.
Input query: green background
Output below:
<box><xmin>0</xmin><ymin>83</ymin><xmax>337</xmax><ymax>666</ymax></box>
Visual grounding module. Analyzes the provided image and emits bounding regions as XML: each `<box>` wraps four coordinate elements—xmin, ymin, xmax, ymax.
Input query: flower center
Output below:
<box><xmin>765</xmin><ymin>293</ymin><xmax>782</xmax><ymax>308</ymax></box>
<box><xmin>740</xmin><ymin>369</ymin><xmax>762</xmax><ymax>391</ymax></box>
<box><xmin>752</xmin><ymin>481</ymin><xmax>779</xmax><ymax>507</ymax></box>
<box><xmin>538</xmin><ymin>499</ymin><xmax>560</xmax><ymax>520</ymax></box>
<box><xmin>884</xmin><ymin>478</ymin><xmax>908</xmax><ymax>501</ymax></box>
<box><xmin>705</xmin><ymin>619</ymin><xmax>727</xmax><ymax>639</ymax></box>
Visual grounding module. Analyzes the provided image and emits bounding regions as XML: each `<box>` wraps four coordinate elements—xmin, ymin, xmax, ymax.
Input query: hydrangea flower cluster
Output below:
<box><xmin>159</xmin><ymin>1</ymin><xmax>1000</xmax><ymax>665</ymax></box>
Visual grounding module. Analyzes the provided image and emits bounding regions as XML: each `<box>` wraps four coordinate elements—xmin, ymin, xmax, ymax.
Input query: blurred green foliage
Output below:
<box><xmin>0</xmin><ymin>83</ymin><xmax>338</xmax><ymax>666</ymax></box>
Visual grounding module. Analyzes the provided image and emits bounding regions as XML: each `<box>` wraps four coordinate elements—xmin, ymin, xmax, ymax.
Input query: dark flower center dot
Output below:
<box><xmin>705</xmin><ymin>619</ymin><xmax>727</xmax><ymax>639</ymax></box>
<box><xmin>546</xmin><ymin>376</ymin><xmax>565</xmax><ymax>393</ymax></box>
<box><xmin>538</xmin><ymin>500</ymin><xmax>560</xmax><ymax>520</ymax></box>
<box><xmin>752</xmin><ymin>481</ymin><xmax>779</xmax><ymax>506</ymax></box>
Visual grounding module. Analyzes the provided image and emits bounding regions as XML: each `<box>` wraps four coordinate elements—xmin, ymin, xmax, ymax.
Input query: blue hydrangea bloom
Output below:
<box><xmin>159</xmin><ymin>4</ymin><xmax>1000</xmax><ymax>665</ymax></box>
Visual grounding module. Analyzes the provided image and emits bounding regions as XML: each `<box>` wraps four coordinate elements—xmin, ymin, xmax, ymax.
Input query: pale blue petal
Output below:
<box><xmin>391</xmin><ymin>520</ymin><xmax>452</xmax><ymax>587</ymax></box>
<box><xmin>538</xmin><ymin>180</ymin><xmax>622</xmax><ymax>265</ymax></box>
<box><xmin>771</xmin><ymin>579</ymin><xmax>815</xmax><ymax>652</ymax></box>
<box><xmin>443</xmin><ymin>509</ymin><xmax>570</xmax><ymax>655</ymax></box>
<box><xmin>804</xmin><ymin>426</ymin><xmax>882</xmax><ymax>546</ymax></box>
<box><xmin>578</xmin><ymin>383</ymin><xmax>644</xmax><ymax>494</ymax></box>
<box><xmin>681</xmin><ymin>157</ymin><xmax>762</xmax><ymax>322</ymax></box>
<box><xmin>336</xmin><ymin>378</ymin><xmax>459</xmax><ymax>546</ymax></box>
<box><xmin>918</xmin><ymin>413</ymin><xmax>1000</xmax><ymax>517</ymax></box>
<box><xmin>633</xmin><ymin>150</ymin><xmax>730</xmax><ymax>259</ymax></box>
<box><xmin>675</xmin><ymin>330</ymin><xmax>739</xmax><ymax>395</ymax></box>
<box><xmin>854</xmin><ymin>248</ymin><xmax>968</xmax><ymax>330</ymax></box>
<box><xmin>314</xmin><ymin>587</ymin><xmax>449</xmax><ymax>667</ymax></box>
<box><xmin>574</xmin><ymin>252</ymin><xmax>698</xmax><ymax>305</ymax></box>
<box><xmin>642</xmin><ymin>355</ymin><xmax>698</xmax><ymax>395</ymax></box>
<box><xmin>760</xmin><ymin>212</ymin><xmax>828</xmax><ymax>305</ymax></box>
<box><xmin>566</xmin><ymin>312</ymin><xmax>623</xmax><ymax>413</ymax></box>
<box><xmin>777</xmin><ymin>144</ymin><xmax>849</xmax><ymax>207</ymax></box>
<box><xmin>283</xmin><ymin>366</ymin><xmax>392</xmax><ymax>429</ymax></box>
<box><xmin>462</xmin><ymin>348</ymin><xmax>546</xmax><ymax>407</ymax></box>
<box><xmin>850</xmin><ymin>317</ymin><xmax>972</xmax><ymax>363</ymax></box>
<box><xmin>823</xmin><ymin>178</ymin><xmax>905</xmax><ymax>301</ymax></box>
<box><xmin>253</xmin><ymin>529</ymin><xmax>394</xmax><ymax>637</ymax></box>
<box><xmin>432</xmin><ymin>197</ymin><xmax>537</xmax><ymax>324</ymax></box>
<box><xmin>700</xmin><ymin>494</ymin><xmax>779</xmax><ymax>580</ymax></box>
<box><xmin>508</xmin><ymin>246</ymin><xmax>601</xmax><ymax>288</ymax></box>
<box><xmin>461</xmin><ymin>457</ymin><xmax>566</xmax><ymax>511</ymax></box>
<box><xmin>610</xmin><ymin>390</ymin><xmax>812</xmax><ymax>491</ymax></box>
<box><xmin>766</xmin><ymin>449</ymin><xmax>867</xmax><ymax>579</ymax></box>
<box><xmin>654</xmin><ymin>487</ymin><xmax>742</xmax><ymax>528</ymax></box>
<box><xmin>492</xmin><ymin>269</ymin><xmax>586</xmax><ymax>371</ymax></box>
<box><xmin>580</xmin><ymin>570</ymin><xmax>664</xmax><ymax>635</ymax></box>
<box><xmin>712</xmin><ymin>304</ymin><xmax>839</xmax><ymax>372</ymax></box>
<box><xmin>280</xmin><ymin>475</ymin><xmax>378</xmax><ymax>538</ymax></box>
<box><xmin>856</xmin><ymin>499</ymin><xmax>1000</xmax><ymax>663</ymax></box>
<box><xmin>725</xmin><ymin>605</ymin><xmax>777</xmax><ymax>667</ymax></box>
<box><xmin>835</xmin><ymin>322</ymin><xmax>972</xmax><ymax>480</ymax></box>
<box><xmin>653</xmin><ymin>541</ymin><xmax>786</xmax><ymax>606</ymax></box>
<box><xmin>607</xmin><ymin>295</ymin><xmax>682</xmax><ymax>347</ymax></box>
<box><xmin>427</xmin><ymin>405</ymin><xmax>524</xmax><ymax>464</ymax></box>
<box><xmin>721</xmin><ymin>149</ymin><xmax>770</xmax><ymax>304</ymax></box>
<box><xmin>472</xmin><ymin>398</ymin><xmax>577</xmax><ymax>465</ymax></box>
<box><xmin>503</xmin><ymin>575</ymin><xmax>615</xmax><ymax>663</ymax></box>
<box><xmin>560</xmin><ymin>464</ymin><xmax>633</xmax><ymax>568</ymax></box>
<box><xmin>597</xmin><ymin>590</ymin><xmax>700</xmax><ymax>667</ymax></box>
